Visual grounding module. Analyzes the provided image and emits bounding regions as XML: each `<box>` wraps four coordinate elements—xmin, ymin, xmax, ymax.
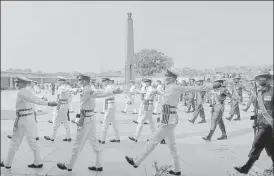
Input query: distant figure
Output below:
<box><xmin>51</xmin><ymin>83</ymin><xmax>55</xmax><ymax>95</ymax></box>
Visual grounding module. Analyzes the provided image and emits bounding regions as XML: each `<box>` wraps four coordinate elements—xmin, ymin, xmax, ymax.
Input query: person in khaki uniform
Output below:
<box><xmin>1</xmin><ymin>75</ymin><xmax>57</xmax><ymax>169</ymax></box>
<box><xmin>128</xmin><ymin>78</ymin><xmax>160</xmax><ymax>142</ymax></box>
<box><xmin>44</xmin><ymin>76</ymin><xmax>72</xmax><ymax>142</ymax></box>
<box><xmin>188</xmin><ymin>78</ymin><xmax>206</xmax><ymax>124</ymax></box>
<box><xmin>185</xmin><ymin>78</ymin><xmax>196</xmax><ymax>113</ymax></box>
<box><xmin>234</xmin><ymin>70</ymin><xmax>274</xmax><ymax>174</ymax></box>
<box><xmin>125</xmin><ymin>70</ymin><xmax>221</xmax><ymax>176</ymax></box>
<box><xmin>202</xmin><ymin>78</ymin><xmax>232</xmax><ymax>142</ymax></box>
<box><xmin>56</xmin><ymin>74</ymin><xmax>123</xmax><ymax>172</ymax></box>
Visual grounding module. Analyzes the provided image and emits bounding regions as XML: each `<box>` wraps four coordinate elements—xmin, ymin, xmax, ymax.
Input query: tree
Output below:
<box><xmin>134</xmin><ymin>49</ymin><xmax>174</xmax><ymax>76</ymax></box>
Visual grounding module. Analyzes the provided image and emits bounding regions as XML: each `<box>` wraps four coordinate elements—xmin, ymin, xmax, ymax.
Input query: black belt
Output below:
<box><xmin>18</xmin><ymin>108</ymin><xmax>32</xmax><ymax>112</ymax></box>
<box><xmin>18</xmin><ymin>112</ymin><xmax>33</xmax><ymax>117</ymax></box>
<box><xmin>84</xmin><ymin>109</ymin><xmax>94</xmax><ymax>113</ymax></box>
<box><xmin>162</xmin><ymin>105</ymin><xmax>176</xmax><ymax>108</ymax></box>
<box><xmin>168</xmin><ymin>112</ymin><xmax>177</xmax><ymax>114</ymax></box>
<box><xmin>106</xmin><ymin>98</ymin><xmax>115</xmax><ymax>101</ymax></box>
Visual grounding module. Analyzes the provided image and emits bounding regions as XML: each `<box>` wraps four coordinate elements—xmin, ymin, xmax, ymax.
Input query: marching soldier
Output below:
<box><xmin>234</xmin><ymin>70</ymin><xmax>273</xmax><ymax>174</ymax></box>
<box><xmin>185</xmin><ymin>78</ymin><xmax>196</xmax><ymax>113</ymax></box>
<box><xmin>133</xmin><ymin>79</ymin><xmax>148</xmax><ymax>124</ymax></box>
<box><xmin>153</xmin><ymin>80</ymin><xmax>165</xmax><ymax>115</ymax></box>
<box><xmin>122</xmin><ymin>80</ymin><xmax>138</xmax><ymax>114</ymax></box>
<box><xmin>202</xmin><ymin>77</ymin><xmax>232</xmax><ymax>141</ymax></box>
<box><xmin>128</xmin><ymin>78</ymin><xmax>159</xmax><ymax>142</ymax></box>
<box><xmin>99</xmin><ymin>78</ymin><xmax>120</xmax><ymax>144</ymax></box>
<box><xmin>125</xmin><ymin>70</ymin><xmax>221</xmax><ymax>176</ymax></box>
<box><xmin>243</xmin><ymin>87</ymin><xmax>257</xmax><ymax>112</ymax></box>
<box><xmin>226</xmin><ymin>76</ymin><xmax>248</xmax><ymax>121</ymax></box>
<box><xmin>44</xmin><ymin>76</ymin><xmax>72</xmax><ymax>142</ymax></box>
<box><xmin>1</xmin><ymin>75</ymin><xmax>57</xmax><ymax>169</ymax></box>
<box><xmin>189</xmin><ymin>78</ymin><xmax>206</xmax><ymax>124</ymax></box>
<box><xmin>56</xmin><ymin>74</ymin><xmax>123</xmax><ymax>172</ymax></box>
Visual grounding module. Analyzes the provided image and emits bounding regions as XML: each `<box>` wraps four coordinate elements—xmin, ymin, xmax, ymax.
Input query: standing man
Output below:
<box><xmin>44</xmin><ymin>76</ymin><xmax>71</xmax><ymax>142</ymax></box>
<box><xmin>189</xmin><ymin>78</ymin><xmax>206</xmax><ymax>124</ymax></box>
<box><xmin>226</xmin><ymin>76</ymin><xmax>247</xmax><ymax>121</ymax></box>
<box><xmin>128</xmin><ymin>78</ymin><xmax>159</xmax><ymax>142</ymax></box>
<box><xmin>1</xmin><ymin>75</ymin><xmax>57</xmax><ymax>169</ymax></box>
<box><xmin>153</xmin><ymin>80</ymin><xmax>165</xmax><ymax>115</ymax></box>
<box><xmin>125</xmin><ymin>70</ymin><xmax>221</xmax><ymax>175</ymax></box>
<box><xmin>234</xmin><ymin>70</ymin><xmax>273</xmax><ymax>174</ymax></box>
<box><xmin>99</xmin><ymin>78</ymin><xmax>120</xmax><ymax>144</ymax></box>
<box><xmin>202</xmin><ymin>77</ymin><xmax>232</xmax><ymax>141</ymax></box>
<box><xmin>56</xmin><ymin>74</ymin><xmax>123</xmax><ymax>172</ymax></box>
<box><xmin>122</xmin><ymin>80</ymin><xmax>137</xmax><ymax>114</ymax></box>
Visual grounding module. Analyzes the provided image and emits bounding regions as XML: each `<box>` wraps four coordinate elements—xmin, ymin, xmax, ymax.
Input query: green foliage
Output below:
<box><xmin>134</xmin><ymin>49</ymin><xmax>174</xmax><ymax>76</ymax></box>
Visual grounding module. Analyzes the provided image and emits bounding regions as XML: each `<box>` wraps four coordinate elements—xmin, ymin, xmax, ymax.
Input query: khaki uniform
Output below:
<box><xmin>133</xmin><ymin>83</ymin><xmax>213</xmax><ymax>172</ymax></box>
<box><xmin>66</xmin><ymin>85</ymin><xmax>114</xmax><ymax>169</ymax></box>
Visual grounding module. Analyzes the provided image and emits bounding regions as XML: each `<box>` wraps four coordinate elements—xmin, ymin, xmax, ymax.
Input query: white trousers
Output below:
<box><xmin>100</xmin><ymin>108</ymin><xmax>120</xmax><ymax>141</ymax></box>
<box><xmin>67</xmin><ymin>115</ymin><xmax>103</xmax><ymax>169</ymax></box>
<box><xmin>137</xmin><ymin>102</ymin><xmax>144</xmax><ymax>121</ymax></box>
<box><xmin>5</xmin><ymin>114</ymin><xmax>42</xmax><ymax>167</ymax></box>
<box><xmin>134</xmin><ymin>124</ymin><xmax>181</xmax><ymax>172</ymax></box>
<box><xmin>153</xmin><ymin>96</ymin><xmax>163</xmax><ymax>114</ymax></box>
<box><xmin>134</xmin><ymin>111</ymin><xmax>156</xmax><ymax>140</ymax></box>
<box><xmin>51</xmin><ymin>107</ymin><xmax>71</xmax><ymax>139</ymax></box>
<box><xmin>123</xmin><ymin>103</ymin><xmax>137</xmax><ymax>113</ymax></box>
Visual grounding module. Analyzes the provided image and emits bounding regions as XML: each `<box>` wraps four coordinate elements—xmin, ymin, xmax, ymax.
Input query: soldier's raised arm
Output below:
<box><xmin>18</xmin><ymin>89</ymin><xmax>50</xmax><ymax>106</ymax></box>
<box><xmin>90</xmin><ymin>88</ymin><xmax>122</xmax><ymax>98</ymax></box>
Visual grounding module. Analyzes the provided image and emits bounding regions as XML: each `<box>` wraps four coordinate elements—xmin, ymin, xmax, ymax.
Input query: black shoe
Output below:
<box><xmin>225</xmin><ymin>117</ymin><xmax>232</xmax><ymax>121</ymax></box>
<box><xmin>28</xmin><ymin>163</ymin><xmax>43</xmax><ymax>168</ymax></box>
<box><xmin>35</xmin><ymin>137</ymin><xmax>39</xmax><ymax>140</ymax></box>
<box><xmin>98</xmin><ymin>140</ymin><xmax>105</xmax><ymax>144</ymax></box>
<box><xmin>121</xmin><ymin>111</ymin><xmax>126</xmax><ymax>114</ymax></box>
<box><xmin>44</xmin><ymin>136</ymin><xmax>54</xmax><ymax>141</ymax></box>
<box><xmin>198</xmin><ymin>120</ymin><xmax>206</xmax><ymax>124</ymax></box>
<box><xmin>57</xmin><ymin>163</ymin><xmax>72</xmax><ymax>171</ymax></box>
<box><xmin>160</xmin><ymin>139</ymin><xmax>166</xmax><ymax>144</ymax></box>
<box><xmin>128</xmin><ymin>136</ymin><xmax>137</xmax><ymax>142</ymax></box>
<box><xmin>234</xmin><ymin>166</ymin><xmax>249</xmax><ymax>174</ymax></box>
<box><xmin>0</xmin><ymin>161</ymin><xmax>11</xmax><ymax>169</ymax></box>
<box><xmin>152</xmin><ymin>112</ymin><xmax>157</xmax><ymax>115</ymax></box>
<box><xmin>132</xmin><ymin>112</ymin><xmax>137</xmax><ymax>114</ymax></box>
<box><xmin>144</xmin><ymin>122</ymin><xmax>148</xmax><ymax>125</ymax></box>
<box><xmin>202</xmin><ymin>136</ymin><xmax>211</xmax><ymax>141</ymax></box>
<box><xmin>110</xmin><ymin>139</ymin><xmax>120</xmax><ymax>143</ymax></box>
<box><xmin>168</xmin><ymin>170</ymin><xmax>181</xmax><ymax>175</ymax></box>
<box><xmin>217</xmin><ymin>135</ymin><xmax>227</xmax><ymax>140</ymax></box>
<box><xmin>7</xmin><ymin>135</ymin><xmax>12</xmax><ymax>139</ymax></box>
<box><xmin>63</xmin><ymin>138</ymin><xmax>72</xmax><ymax>142</ymax></box>
<box><xmin>88</xmin><ymin>166</ymin><xmax>103</xmax><ymax>171</ymax></box>
<box><xmin>233</xmin><ymin>118</ymin><xmax>241</xmax><ymax>121</ymax></box>
<box><xmin>133</xmin><ymin>120</ymin><xmax>138</xmax><ymax>124</ymax></box>
<box><xmin>48</xmin><ymin>120</ymin><xmax>53</xmax><ymax>123</ymax></box>
<box><xmin>100</xmin><ymin>112</ymin><xmax>105</xmax><ymax>114</ymax></box>
<box><xmin>188</xmin><ymin>119</ymin><xmax>194</xmax><ymax>124</ymax></box>
<box><xmin>125</xmin><ymin>156</ymin><xmax>138</xmax><ymax>168</ymax></box>
<box><xmin>233</xmin><ymin>158</ymin><xmax>256</xmax><ymax>174</ymax></box>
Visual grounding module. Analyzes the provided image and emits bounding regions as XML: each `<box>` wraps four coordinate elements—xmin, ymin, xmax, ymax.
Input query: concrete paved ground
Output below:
<box><xmin>1</xmin><ymin>90</ymin><xmax>272</xmax><ymax>176</ymax></box>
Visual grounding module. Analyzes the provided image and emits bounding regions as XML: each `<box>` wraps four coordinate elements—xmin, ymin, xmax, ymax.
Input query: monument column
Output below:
<box><xmin>9</xmin><ymin>77</ymin><xmax>13</xmax><ymax>89</ymax></box>
<box><xmin>125</xmin><ymin>12</ymin><xmax>135</xmax><ymax>86</ymax></box>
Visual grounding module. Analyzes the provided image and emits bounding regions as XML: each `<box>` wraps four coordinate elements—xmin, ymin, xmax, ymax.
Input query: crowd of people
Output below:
<box><xmin>0</xmin><ymin>69</ymin><xmax>273</xmax><ymax>176</ymax></box>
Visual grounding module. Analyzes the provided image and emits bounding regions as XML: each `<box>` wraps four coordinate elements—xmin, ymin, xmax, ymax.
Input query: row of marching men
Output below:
<box><xmin>1</xmin><ymin>70</ymin><xmax>272</xmax><ymax>176</ymax></box>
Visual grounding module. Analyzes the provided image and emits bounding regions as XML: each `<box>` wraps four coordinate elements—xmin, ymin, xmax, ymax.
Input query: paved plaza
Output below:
<box><xmin>1</xmin><ymin>90</ymin><xmax>272</xmax><ymax>176</ymax></box>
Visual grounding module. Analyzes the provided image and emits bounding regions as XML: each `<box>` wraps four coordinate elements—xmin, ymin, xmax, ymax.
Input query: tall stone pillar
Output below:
<box><xmin>9</xmin><ymin>77</ymin><xmax>13</xmax><ymax>89</ymax></box>
<box><xmin>125</xmin><ymin>12</ymin><xmax>135</xmax><ymax>86</ymax></box>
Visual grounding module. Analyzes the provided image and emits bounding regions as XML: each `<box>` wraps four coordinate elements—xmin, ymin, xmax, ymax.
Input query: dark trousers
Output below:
<box><xmin>187</xmin><ymin>99</ymin><xmax>195</xmax><ymax>111</ymax></box>
<box><xmin>191</xmin><ymin>104</ymin><xmax>205</xmax><ymax>122</ymax></box>
<box><xmin>248</xmin><ymin>124</ymin><xmax>274</xmax><ymax>160</ymax></box>
<box><xmin>210</xmin><ymin>104</ymin><xmax>226</xmax><ymax>135</ymax></box>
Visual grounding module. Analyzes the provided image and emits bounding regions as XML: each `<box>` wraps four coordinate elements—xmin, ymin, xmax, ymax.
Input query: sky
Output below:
<box><xmin>1</xmin><ymin>1</ymin><xmax>273</xmax><ymax>73</ymax></box>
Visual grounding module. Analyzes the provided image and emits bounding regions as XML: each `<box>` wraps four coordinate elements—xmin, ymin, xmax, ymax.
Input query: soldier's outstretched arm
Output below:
<box><xmin>172</xmin><ymin>84</ymin><xmax>214</xmax><ymax>94</ymax></box>
<box><xmin>18</xmin><ymin>91</ymin><xmax>49</xmax><ymax>106</ymax></box>
<box><xmin>90</xmin><ymin>90</ymin><xmax>115</xmax><ymax>98</ymax></box>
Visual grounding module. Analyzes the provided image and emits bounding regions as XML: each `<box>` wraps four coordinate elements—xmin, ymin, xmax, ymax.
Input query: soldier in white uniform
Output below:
<box><xmin>122</xmin><ymin>80</ymin><xmax>137</xmax><ymax>114</ymax></box>
<box><xmin>125</xmin><ymin>70</ymin><xmax>221</xmax><ymax>176</ymax></box>
<box><xmin>7</xmin><ymin>80</ymin><xmax>46</xmax><ymax>140</ymax></box>
<box><xmin>153</xmin><ymin>80</ymin><xmax>165</xmax><ymax>115</ymax></box>
<box><xmin>128</xmin><ymin>78</ymin><xmax>160</xmax><ymax>142</ymax></box>
<box><xmin>44</xmin><ymin>76</ymin><xmax>72</xmax><ymax>142</ymax></box>
<box><xmin>133</xmin><ymin>80</ymin><xmax>148</xmax><ymax>124</ymax></box>
<box><xmin>0</xmin><ymin>75</ymin><xmax>57</xmax><ymax>169</ymax></box>
<box><xmin>98</xmin><ymin>78</ymin><xmax>120</xmax><ymax>144</ymax></box>
<box><xmin>56</xmin><ymin>74</ymin><xmax>123</xmax><ymax>172</ymax></box>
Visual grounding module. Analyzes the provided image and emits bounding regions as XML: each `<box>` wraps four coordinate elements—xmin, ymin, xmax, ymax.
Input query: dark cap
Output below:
<box><xmin>234</xmin><ymin>75</ymin><xmax>241</xmax><ymax>80</ymax></box>
<box><xmin>214</xmin><ymin>77</ymin><xmax>225</xmax><ymax>82</ymax></box>
<box><xmin>77</xmin><ymin>74</ymin><xmax>90</xmax><ymax>80</ymax></box>
<box><xmin>14</xmin><ymin>75</ymin><xmax>32</xmax><ymax>83</ymax></box>
<box><xmin>165</xmin><ymin>69</ymin><xmax>178</xmax><ymax>78</ymax></box>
